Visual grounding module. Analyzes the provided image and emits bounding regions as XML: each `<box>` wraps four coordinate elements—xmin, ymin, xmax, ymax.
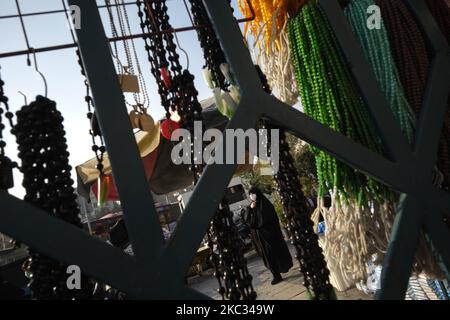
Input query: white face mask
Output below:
<box><xmin>249</xmin><ymin>194</ymin><xmax>257</xmax><ymax>201</ymax></box>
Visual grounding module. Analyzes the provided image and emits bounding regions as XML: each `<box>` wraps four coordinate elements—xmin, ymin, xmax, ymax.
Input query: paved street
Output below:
<box><xmin>189</xmin><ymin>245</ymin><xmax>372</xmax><ymax>300</ymax></box>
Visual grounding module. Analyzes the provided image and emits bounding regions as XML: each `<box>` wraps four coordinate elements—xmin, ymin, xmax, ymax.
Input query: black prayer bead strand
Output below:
<box><xmin>137</xmin><ymin>0</ymin><xmax>172</xmax><ymax>119</ymax></box>
<box><xmin>257</xmin><ymin>67</ymin><xmax>335</xmax><ymax>299</ymax></box>
<box><xmin>75</xmin><ymin>48</ymin><xmax>120</xmax><ymax>299</ymax></box>
<box><xmin>76</xmin><ymin>50</ymin><xmax>106</xmax><ymax>175</ymax></box>
<box><xmin>171</xmin><ymin>0</ymin><xmax>332</xmax><ymax>299</ymax></box>
<box><xmin>0</xmin><ymin>75</ymin><xmax>18</xmax><ymax>191</ymax></box>
<box><xmin>15</xmin><ymin>96</ymin><xmax>94</xmax><ymax>299</ymax></box>
<box><xmin>137</xmin><ymin>0</ymin><xmax>255</xmax><ymax>300</ymax></box>
<box><xmin>185</xmin><ymin>0</ymin><xmax>256</xmax><ymax>300</ymax></box>
<box><xmin>188</xmin><ymin>0</ymin><xmax>230</xmax><ymax>90</ymax></box>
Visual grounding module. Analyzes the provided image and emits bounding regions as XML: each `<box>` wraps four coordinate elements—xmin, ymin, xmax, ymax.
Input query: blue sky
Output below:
<box><xmin>0</xmin><ymin>0</ymin><xmax>246</xmax><ymax>198</ymax></box>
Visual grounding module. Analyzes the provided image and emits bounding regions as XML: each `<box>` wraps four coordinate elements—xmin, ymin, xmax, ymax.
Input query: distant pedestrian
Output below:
<box><xmin>246</xmin><ymin>187</ymin><xmax>293</xmax><ymax>285</ymax></box>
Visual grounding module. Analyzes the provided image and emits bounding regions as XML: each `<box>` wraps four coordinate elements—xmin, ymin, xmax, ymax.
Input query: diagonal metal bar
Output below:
<box><xmin>202</xmin><ymin>0</ymin><xmax>262</xmax><ymax>96</ymax></box>
<box><xmin>405</xmin><ymin>0</ymin><xmax>450</xmax><ymax>54</ymax></box>
<box><xmin>404</xmin><ymin>0</ymin><xmax>450</xmax><ymax>178</ymax></box>
<box><xmin>413</xmin><ymin>56</ymin><xmax>450</xmax><ymax>180</ymax></box>
<box><xmin>262</xmin><ymin>95</ymin><xmax>406</xmax><ymax>192</ymax></box>
<box><xmin>163</xmin><ymin>96</ymin><xmax>259</xmax><ymax>283</ymax></box>
<box><xmin>318</xmin><ymin>0</ymin><xmax>411</xmax><ymax>164</ymax></box>
<box><xmin>68</xmin><ymin>0</ymin><xmax>164</xmax><ymax>265</ymax></box>
<box><xmin>430</xmin><ymin>187</ymin><xmax>450</xmax><ymax>213</ymax></box>
<box><xmin>136</xmin><ymin>266</ymin><xmax>210</xmax><ymax>299</ymax></box>
<box><xmin>424</xmin><ymin>213</ymin><xmax>450</xmax><ymax>281</ymax></box>
<box><xmin>0</xmin><ymin>192</ymin><xmax>140</xmax><ymax>296</ymax></box>
<box><xmin>0</xmin><ymin>0</ymin><xmax>446</xmax><ymax>301</ymax></box>
<box><xmin>376</xmin><ymin>194</ymin><xmax>424</xmax><ymax>300</ymax></box>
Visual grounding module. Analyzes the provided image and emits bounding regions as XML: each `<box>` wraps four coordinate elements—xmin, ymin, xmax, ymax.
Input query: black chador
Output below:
<box><xmin>246</xmin><ymin>187</ymin><xmax>293</xmax><ymax>285</ymax></box>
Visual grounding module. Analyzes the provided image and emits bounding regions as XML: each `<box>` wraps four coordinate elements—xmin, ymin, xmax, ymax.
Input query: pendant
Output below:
<box><xmin>139</xmin><ymin>113</ymin><xmax>155</xmax><ymax>132</ymax></box>
<box><xmin>117</xmin><ymin>74</ymin><xmax>140</xmax><ymax>93</ymax></box>
<box><xmin>129</xmin><ymin>110</ymin><xmax>140</xmax><ymax>129</ymax></box>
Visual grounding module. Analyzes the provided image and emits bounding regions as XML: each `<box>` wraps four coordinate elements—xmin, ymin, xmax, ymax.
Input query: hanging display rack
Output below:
<box><xmin>0</xmin><ymin>0</ymin><xmax>448</xmax><ymax>300</ymax></box>
<box><xmin>0</xmin><ymin>0</ymin><xmax>255</xmax><ymax>59</ymax></box>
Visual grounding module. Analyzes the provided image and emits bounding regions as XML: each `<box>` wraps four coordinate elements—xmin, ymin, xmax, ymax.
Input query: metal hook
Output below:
<box><xmin>18</xmin><ymin>91</ymin><xmax>28</xmax><ymax>105</ymax></box>
<box><xmin>173</xmin><ymin>29</ymin><xmax>190</xmax><ymax>70</ymax></box>
<box><xmin>30</xmin><ymin>48</ymin><xmax>48</xmax><ymax>97</ymax></box>
<box><xmin>14</xmin><ymin>0</ymin><xmax>31</xmax><ymax>66</ymax></box>
<box><xmin>15</xmin><ymin>0</ymin><xmax>48</xmax><ymax>97</ymax></box>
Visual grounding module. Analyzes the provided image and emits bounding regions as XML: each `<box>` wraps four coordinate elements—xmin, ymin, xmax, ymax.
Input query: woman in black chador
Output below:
<box><xmin>246</xmin><ymin>187</ymin><xmax>293</xmax><ymax>285</ymax></box>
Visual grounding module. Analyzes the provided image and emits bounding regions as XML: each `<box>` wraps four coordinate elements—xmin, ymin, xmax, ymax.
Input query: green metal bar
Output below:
<box><xmin>375</xmin><ymin>195</ymin><xmax>424</xmax><ymax>300</ymax></box>
<box><xmin>202</xmin><ymin>0</ymin><xmax>266</xmax><ymax>97</ymax></box>
<box><xmin>262</xmin><ymin>95</ymin><xmax>406</xmax><ymax>192</ymax></box>
<box><xmin>164</xmin><ymin>95</ymin><xmax>259</xmax><ymax>285</ymax></box>
<box><xmin>424</xmin><ymin>214</ymin><xmax>450</xmax><ymax>281</ymax></box>
<box><xmin>0</xmin><ymin>192</ymin><xmax>140</xmax><ymax>296</ymax></box>
<box><xmin>413</xmin><ymin>56</ymin><xmax>450</xmax><ymax>182</ymax></box>
<box><xmin>68</xmin><ymin>0</ymin><xmax>165</xmax><ymax>265</ymax></box>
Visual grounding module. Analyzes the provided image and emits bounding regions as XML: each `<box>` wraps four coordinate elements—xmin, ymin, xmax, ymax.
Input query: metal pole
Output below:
<box><xmin>0</xmin><ymin>0</ymin><xmax>255</xmax><ymax>59</ymax></box>
<box><xmin>67</xmin><ymin>0</ymin><xmax>164</xmax><ymax>266</ymax></box>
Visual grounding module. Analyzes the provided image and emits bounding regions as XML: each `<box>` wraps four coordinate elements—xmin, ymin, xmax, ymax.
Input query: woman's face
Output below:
<box><xmin>249</xmin><ymin>193</ymin><xmax>257</xmax><ymax>201</ymax></box>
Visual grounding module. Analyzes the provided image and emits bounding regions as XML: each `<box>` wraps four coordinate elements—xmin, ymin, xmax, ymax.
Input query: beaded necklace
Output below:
<box><xmin>15</xmin><ymin>96</ymin><xmax>93</xmax><ymax>299</ymax></box>
<box><xmin>344</xmin><ymin>0</ymin><xmax>416</xmax><ymax>144</ymax></box>
<box><xmin>238</xmin><ymin>0</ymin><xmax>290</xmax><ymax>54</ymax></box>
<box><xmin>105</xmin><ymin>0</ymin><xmax>151</xmax><ymax>110</ymax></box>
<box><xmin>377</xmin><ymin>0</ymin><xmax>429</xmax><ymax>115</ymax></box>
<box><xmin>288</xmin><ymin>1</ymin><xmax>389</xmax><ymax>204</ymax></box>
<box><xmin>137</xmin><ymin>0</ymin><xmax>198</xmax><ymax>124</ymax></box>
<box><xmin>237</xmin><ymin>0</ymin><xmax>300</xmax><ymax>105</ymax></box>
<box><xmin>257</xmin><ymin>67</ymin><xmax>335</xmax><ymax>300</ymax></box>
<box><xmin>189</xmin><ymin>0</ymin><xmax>229</xmax><ymax>91</ymax></box>
<box><xmin>137</xmin><ymin>0</ymin><xmax>256</xmax><ymax>300</ymax></box>
<box><xmin>188</xmin><ymin>0</ymin><xmax>241</xmax><ymax>119</ymax></box>
<box><xmin>378</xmin><ymin>0</ymin><xmax>449</xmax><ymax>193</ymax></box>
<box><xmin>425</xmin><ymin>0</ymin><xmax>450</xmax><ymax>192</ymax></box>
<box><xmin>61</xmin><ymin>0</ymin><xmax>106</xmax><ymax>184</ymax></box>
<box><xmin>0</xmin><ymin>73</ymin><xmax>18</xmax><ymax>192</ymax></box>
<box><xmin>288</xmin><ymin>1</ymin><xmax>399</xmax><ymax>282</ymax></box>
<box><xmin>187</xmin><ymin>0</ymin><xmax>335</xmax><ymax>298</ymax></box>
<box><xmin>75</xmin><ymin>50</ymin><xmax>109</xmax><ymax>209</ymax></box>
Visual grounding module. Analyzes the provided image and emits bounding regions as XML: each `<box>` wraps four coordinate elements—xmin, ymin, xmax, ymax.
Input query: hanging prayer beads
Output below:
<box><xmin>288</xmin><ymin>0</ymin><xmax>396</xmax><ymax>282</ymax></box>
<box><xmin>237</xmin><ymin>0</ymin><xmax>299</xmax><ymax>105</ymax></box>
<box><xmin>288</xmin><ymin>1</ymin><xmax>390</xmax><ymax>203</ymax></box>
<box><xmin>424</xmin><ymin>0</ymin><xmax>450</xmax><ymax>192</ymax></box>
<box><xmin>15</xmin><ymin>95</ymin><xmax>94</xmax><ymax>299</ymax></box>
<box><xmin>137</xmin><ymin>0</ymin><xmax>255</xmax><ymax>300</ymax></box>
<box><xmin>76</xmin><ymin>50</ymin><xmax>106</xmax><ymax>175</ymax></box>
<box><xmin>189</xmin><ymin>0</ymin><xmax>334</xmax><ymax>298</ymax></box>
<box><xmin>344</xmin><ymin>0</ymin><xmax>416</xmax><ymax>144</ymax></box>
<box><xmin>257</xmin><ymin>66</ymin><xmax>335</xmax><ymax>299</ymax></box>
<box><xmin>0</xmin><ymin>75</ymin><xmax>18</xmax><ymax>191</ymax></box>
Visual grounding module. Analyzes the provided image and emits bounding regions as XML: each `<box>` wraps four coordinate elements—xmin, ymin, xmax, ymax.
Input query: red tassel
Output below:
<box><xmin>160</xmin><ymin>67</ymin><xmax>171</xmax><ymax>89</ymax></box>
<box><xmin>161</xmin><ymin>119</ymin><xmax>181</xmax><ymax>140</ymax></box>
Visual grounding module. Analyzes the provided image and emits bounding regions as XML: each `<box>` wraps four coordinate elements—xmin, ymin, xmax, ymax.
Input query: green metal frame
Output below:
<box><xmin>0</xmin><ymin>0</ymin><xmax>448</xmax><ymax>299</ymax></box>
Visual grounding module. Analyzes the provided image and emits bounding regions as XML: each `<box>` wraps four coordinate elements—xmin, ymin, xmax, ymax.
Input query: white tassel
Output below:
<box><xmin>202</xmin><ymin>68</ymin><xmax>214</xmax><ymax>89</ymax></box>
<box><xmin>213</xmin><ymin>88</ymin><xmax>226</xmax><ymax>117</ymax></box>
<box><xmin>230</xmin><ymin>86</ymin><xmax>241</xmax><ymax>104</ymax></box>
<box><xmin>220</xmin><ymin>63</ymin><xmax>235</xmax><ymax>85</ymax></box>
<box><xmin>222</xmin><ymin>91</ymin><xmax>238</xmax><ymax>115</ymax></box>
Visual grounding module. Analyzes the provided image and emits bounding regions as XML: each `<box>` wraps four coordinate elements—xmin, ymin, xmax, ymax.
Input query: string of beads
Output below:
<box><xmin>15</xmin><ymin>96</ymin><xmax>93</xmax><ymax>299</ymax></box>
<box><xmin>0</xmin><ymin>74</ymin><xmax>18</xmax><ymax>192</ymax></box>
<box><xmin>288</xmin><ymin>1</ymin><xmax>391</xmax><ymax>204</ymax></box>
<box><xmin>138</xmin><ymin>0</ymin><xmax>256</xmax><ymax>300</ymax></box>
